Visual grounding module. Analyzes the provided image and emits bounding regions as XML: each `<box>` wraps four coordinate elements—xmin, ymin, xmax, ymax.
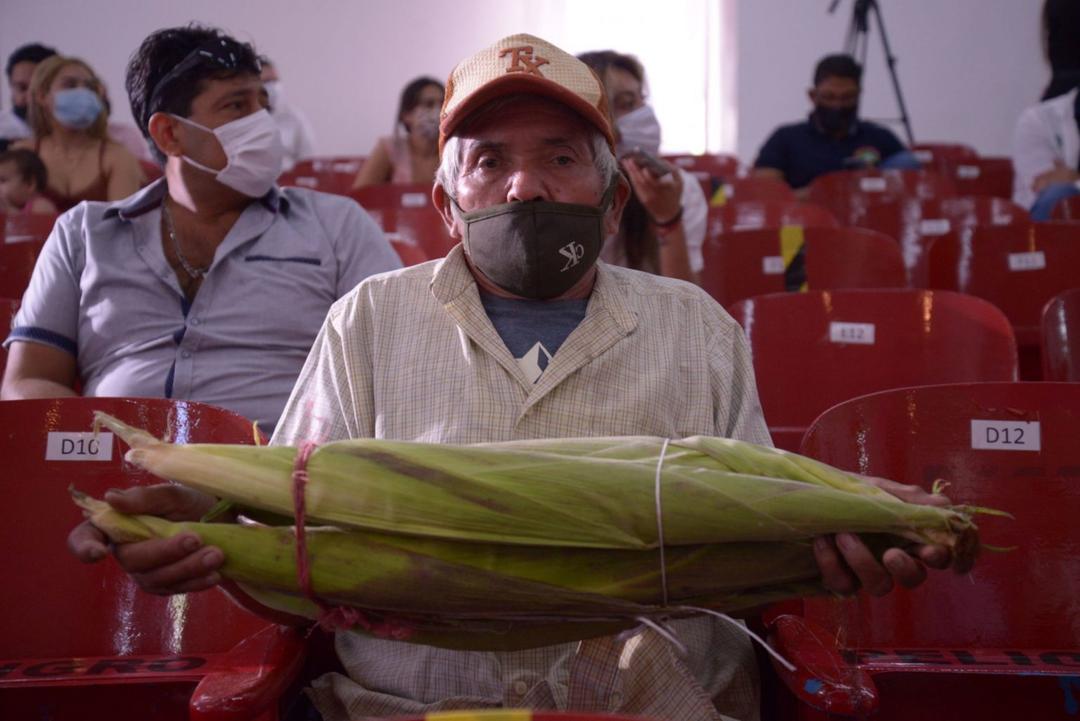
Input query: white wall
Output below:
<box><xmin>736</xmin><ymin>0</ymin><xmax>1049</xmax><ymax>164</ymax></box>
<box><xmin>1</xmin><ymin>0</ymin><xmax>1050</xmax><ymax>162</ymax></box>
<box><xmin>0</xmin><ymin>0</ymin><xmax>726</xmax><ymax>157</ymax></box>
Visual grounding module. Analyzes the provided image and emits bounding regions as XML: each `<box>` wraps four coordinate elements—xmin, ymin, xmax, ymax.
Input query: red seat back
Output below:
<box><xmin>351</xmin><ymin>184</ymin><xmax>454</xmax><ymax>259</ymax></box>
<box><xmin>789</xmin><ymin>382</ymin><xmax>1080</xmax><ymax>721</ymax></box>
<box><xmin>806</xmin><ymin>169</ymin><xmax>957</xmax><ymax>226</ymax></box>
<box><xmin>701</xmin><ymin>227</ymin><xmax>905</xmax><ymax>309</ymax></box>
<box><xmin>1042</xmin><ymin>288</ymin><xmax>1080</xmax><ymax>381</ymax></box>
<box><xmin>0</xmin><ymin>397</ymin><xmax>303</xmax><ymax>720</ymax></box>
<box><xmin>663</xmin><ymin>152</ymin><xmax>740</xmax><ymax>190</ymax></box>
<box><xmin>388</xmin><ymin>235</ymin><xmax>429</xmax><ymax>266</ymax></box>
<box><xmin>0</xmin><ymin>240</ymin><xmax>44</xmax><ymax>299</ymax></box>
<box><xmin>911</xmin><ymin>142</ymin><xmax>979</xmax><ymax>174</ymax></box>
<box><xmin>710</xmin><ymin>176</ymin><xmax>795</xmax><ymax>204</ymax></box>
<box><xmin>278</xmin><ymin>156</ymin><xmax>365</xmax><ymax>195</ymax></box>
<box><xmin>706</xmin><ymin>200</ymin><xmax>838</xmax><ymax>234</ymax></box>
<box><xmin>855</xmin><ymin>196</ymin><xmax>1030</xmax><ymax>286</ymax></box>
<box><xmin>3</xmin><ymin>212</ymin><xmax>57</xmax><ymax>244</ymax></box>
<box><xmin>927</xmin><ymin>222</ymin><xmax>1080</xmax><ymax>360</ymax></box>
<box><xmin>950</xmin><ymin>156</ymin><xmax>1015</xmax><ymax>199</ymax></box>
<box><xmin>730</xmin><ymin>290</ymin><xmax>1017</xmax><ymax>450</ymax></box>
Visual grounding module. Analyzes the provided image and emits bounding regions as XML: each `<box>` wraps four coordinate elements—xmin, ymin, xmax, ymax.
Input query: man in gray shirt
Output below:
<box><xmin>1</xmin><ymin>24</ymin><xmax>400</xmax><ymax>432</ymax></box>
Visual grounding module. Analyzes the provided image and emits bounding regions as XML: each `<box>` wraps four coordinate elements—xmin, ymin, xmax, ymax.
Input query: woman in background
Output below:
<box><xmin>578</xmin><ymin>50</ymin><xmax>706</xmax><ymax>284</ymax></box>
<box><xmin>15</xmin><ymin>55</ymin><xmax>142</xmax><ymax>211</ymax></box>
<box><xmin>352</xmin><ymin>76</ymin><xmax>444</xmax><ymax>188</ymax></box>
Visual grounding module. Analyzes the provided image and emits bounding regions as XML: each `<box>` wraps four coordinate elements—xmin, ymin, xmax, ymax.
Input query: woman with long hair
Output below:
<box><xmin>14</xmin><ymin>55</ymin><xmax>143</xmax><ymax>211</ymax></box>
<box><xmin>352</xmin><ymin>76</ymin><xmax>444</xmax><ymax>188</ymax></box>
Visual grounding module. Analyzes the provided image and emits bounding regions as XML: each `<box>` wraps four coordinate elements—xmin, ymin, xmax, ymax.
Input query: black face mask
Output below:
<box><xmin>13</xmin><ymin>104</ymin><xmax>27</xmax><ymax>122</ymax></box>
<box><xmin>453</xmin><ymin>184</ymin><xmax>616</xmax><ymax>300</ymax></box>
<box><xmin>814</xmin><ymin>105</ymin><xmax>857</xmax><ymax>135</ymax></box>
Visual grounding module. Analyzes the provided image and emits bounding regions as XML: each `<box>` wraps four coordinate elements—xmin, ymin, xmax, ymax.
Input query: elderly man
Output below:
<box><xmin>2</xmin><ymin>25</ymin><xmax>400</xmax><ymax>433</ymax></box>
<box><xmin>71</xmin><ymin>34</ymin><xmax>956</xmax><ymax>720</ymax></box>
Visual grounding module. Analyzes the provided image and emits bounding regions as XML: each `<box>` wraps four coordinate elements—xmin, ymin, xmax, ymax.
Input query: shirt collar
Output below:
<box><xmin>103</xmin><ymin>177</ymin><xmax>290</xmax><ymax>221</ymax></box>
<box><xmin>430</xmin><ymin>243</ymin><xmax>636</xmax><ymax>334</ymax></box>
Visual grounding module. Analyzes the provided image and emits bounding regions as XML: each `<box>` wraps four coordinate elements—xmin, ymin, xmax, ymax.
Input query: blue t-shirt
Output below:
<box><xmin>480</xmin><ymin>291</ymin><xmax>588</xmax><ymax>384</ymax></box>
<box><xmin>754</xmin><ymin>115</ymin><xmax>908</xmax><ymax>189</ymax></box>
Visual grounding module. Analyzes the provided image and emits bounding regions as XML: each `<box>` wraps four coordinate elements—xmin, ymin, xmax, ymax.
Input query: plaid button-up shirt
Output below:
<box><xmin>272</xmin><ymin>244</ymin><xmax>771</xmax><ymax>721</ymax></box>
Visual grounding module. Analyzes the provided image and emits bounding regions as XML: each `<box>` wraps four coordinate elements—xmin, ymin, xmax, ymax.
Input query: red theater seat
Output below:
<box><xmin>710</xmin><ymin>176</ymin><xmax>796</xmax><ymax>204</ymax></box>
<box><xmin>769</xmin><ymin>382</ymin><xmax>1080</xmax><ymax>721</ymax></box>
<box><xmin>927</xmin><ymin>222</ymin><xmax>1080</xmax><ymax>379</ymax></box>
<box><xmin>707</xmin><ymin>200</ymin><xmax>838</xmax><ymax>235</ymax></box>
<box><xmin>950</xmin><ymin>156</ymin><xmax>1014</xmax><ymax>199</ymax></box>
<box><xmin>1042</xmin><ymin>288</ymin><xmax>1080</xmax><ymax>381</ymax></box>
<box><xmin>702</xmin><ymin>227</ymin><xmax>904</xmax><ymax>309</ymax></box>
<box><xmin>663</xmin><ymin>152</ymin><xmax>741</xmax><ymax>191</ymax></box>
<box><xmin>278</xmin><ymin>156</ymin><xmax>365</xmax><ymax>195</ymax></box>
<box><xmin>0</xmin><ymin>398</ymin><xmax>305</xmax><ymax>721</ymax></box>
<box><xmin>806</xmin><ymin>169</ymin><xmax>957</xmax><ymax>226</ymax></box>
<box><xmin>855</xmin><ymin>197</ymin><xmax>1029</xmax><ymax>286</ymax></box>
<box><xmin>729</xmin><ymin>290</ymin><xmax>1017</xmax><ymax>450</ymax></box>
<box><xmin>0</xmin><ymin>240</ymin><xmax>44</xmax><ymax>300</ymax></box>
<box><xmin>911</xmin><ymin>142</ymin><xmax>979</xmax><ymax>173</ymax></box>
<box><xmin>352</xmin><ymin>184</ymin><xmax>454</xmax><ymax>259</ymax></box>
<box><xmin>1</xmin><ymin>212</ymin><xmax>57</xmax><ymax>245</ymax></box>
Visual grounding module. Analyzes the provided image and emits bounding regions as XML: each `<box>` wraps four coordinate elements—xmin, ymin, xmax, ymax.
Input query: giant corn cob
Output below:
<box><xmin>75</xmin><ymin>412</ymin><xmax>986</xmax><ymax>651</ymax></box>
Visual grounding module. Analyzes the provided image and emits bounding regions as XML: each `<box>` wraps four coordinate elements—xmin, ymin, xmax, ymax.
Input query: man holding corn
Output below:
<box><xmin>71</xmin><ymin>34</ymin><xmax>957</xmax><ymax>721</ymax></box>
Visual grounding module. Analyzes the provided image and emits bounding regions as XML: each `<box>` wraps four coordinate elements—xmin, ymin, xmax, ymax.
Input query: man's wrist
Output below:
<box><xmin>650</xmin><ymin>205</ymin><xmax>684</xmax><ymax>229</ymax></box>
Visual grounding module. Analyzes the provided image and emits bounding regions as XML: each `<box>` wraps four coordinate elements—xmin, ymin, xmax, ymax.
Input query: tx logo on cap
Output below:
<box><xmin>559</xmin><ymin>242</ymin><xmax>585</xmax><ymax>271</ymax></box>
<box><xmin>499</xmin><ymin>46</ymin><xmax>550</xmax><ymax>77</ymax></box>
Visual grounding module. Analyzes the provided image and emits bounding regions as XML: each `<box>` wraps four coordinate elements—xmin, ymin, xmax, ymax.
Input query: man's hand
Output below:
<box><xmin>1033</xmin><ymin>160</ymin><xmax>1080</xmax><ymax>193</ymax></box>
<box><xmin>67</xmin><ymin>484</ymin><xmax>225</xmax><ymax>595</ymax></box>
<box><xmin>622</xmin><ymin>157</ymin><xmax>683</xmax><ymax>224</ymax></box>
<box><xmin>813</xmin><ymin>477</ymin><xmax>955</xmax><ymax>597</ymax></box>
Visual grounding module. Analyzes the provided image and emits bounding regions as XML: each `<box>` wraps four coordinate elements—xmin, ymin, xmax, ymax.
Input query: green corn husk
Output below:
<box><xmin>92</xmin><ymin>412</ymin><xmax>981</xmax><ymax>560</ymax></box>
<box><xmin>71</xmin><ymin>489</ymin><xmax>895</xmax><ymax>651</ymax></box>
<box><xmin>74</xmin><ymin>413</ymin><xmax>993</xmax><ymax>651</ymax></box>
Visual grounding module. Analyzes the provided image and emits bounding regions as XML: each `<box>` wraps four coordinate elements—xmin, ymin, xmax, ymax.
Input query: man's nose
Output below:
<box><xmin>506</xmin><ymin>167</ymin><xmax>548</xmax><ymax>203</ymax></box>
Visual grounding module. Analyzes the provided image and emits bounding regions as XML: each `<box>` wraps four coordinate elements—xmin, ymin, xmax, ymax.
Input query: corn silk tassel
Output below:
<box><xmin>74</xmin><ymin>412</ymin><xmax>989</xmax><ymax>651</ymax></box>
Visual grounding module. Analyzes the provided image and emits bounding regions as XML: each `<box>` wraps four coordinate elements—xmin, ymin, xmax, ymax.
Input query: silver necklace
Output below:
<box><xmin>162</xmin><ymin>202</ymin><xmax>210</xmax><ymax>279</ymax></box>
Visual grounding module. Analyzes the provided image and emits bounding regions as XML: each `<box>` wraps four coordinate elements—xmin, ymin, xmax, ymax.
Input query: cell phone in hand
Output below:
<box><xmin>622</xmin><ymin>148</ymin><xmax>673</xmax><ymax>178</ymax></box>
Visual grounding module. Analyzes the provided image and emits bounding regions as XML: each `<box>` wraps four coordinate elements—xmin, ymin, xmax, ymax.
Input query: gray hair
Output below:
<box><xmin>435</xmin><ymin>96</ymin><xmax>619</xmax><ymax>201</ymax></box>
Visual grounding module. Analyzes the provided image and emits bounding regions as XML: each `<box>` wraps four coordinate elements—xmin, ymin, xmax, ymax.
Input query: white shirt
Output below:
<box><xmin>1012</xmin><ymin>87</ymin><xmax>1079</xmax><ymax>208</ymax></box>
<box><xmin>0</xmin><ymin>108</ymin><xmax>31</xmax><ymax>142</ymax></box>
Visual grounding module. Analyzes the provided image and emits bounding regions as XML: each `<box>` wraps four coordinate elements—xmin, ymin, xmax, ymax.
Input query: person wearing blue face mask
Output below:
<box><xmin>11</xmin><ymin>55</ymin><xmax>143</xmax><ymax>210</ymax></box>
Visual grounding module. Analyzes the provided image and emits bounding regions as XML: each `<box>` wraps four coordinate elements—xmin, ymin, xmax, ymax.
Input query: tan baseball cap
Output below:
<box><xmin>439</xmin><ymin>33</ymin><xmax>615</xmax><ymax>154</ymax></box>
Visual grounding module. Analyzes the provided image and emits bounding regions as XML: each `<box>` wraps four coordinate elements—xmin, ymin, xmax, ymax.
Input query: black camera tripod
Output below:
<box><xmin>829</xmin><ymin>0</ymin><xmax>915</xmax><ymax>145</ymax></box>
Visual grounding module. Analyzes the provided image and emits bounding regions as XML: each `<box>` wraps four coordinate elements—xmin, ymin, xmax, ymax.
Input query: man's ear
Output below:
<box><xmin>602</xmin><ymin>172</ymin><xmax>632</xmax><ymax>237</ymax></box>
<box><xmin>147</xmin><ymin>112</ymin><xmax>183</xmax><ymax>159</ymax></box>
<box><xmin>807</xmin><ymin>87</ymin><xmax>817</xmax><ymax>105</ymax></box>
<box><xmin>432</xmin><ymin>183</ymin><xmax>463</xmax><ymax>240</ymax></box>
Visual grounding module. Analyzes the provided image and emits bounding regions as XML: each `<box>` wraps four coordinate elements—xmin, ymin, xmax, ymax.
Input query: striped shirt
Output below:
<box><xmin>271</xmin><ymin>243</ymin><xmax>771</xmax><ymax>721</ymax></box>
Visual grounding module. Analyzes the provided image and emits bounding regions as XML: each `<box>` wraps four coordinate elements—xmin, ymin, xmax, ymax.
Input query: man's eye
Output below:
<box><xmin>554</xmin><ymin>155</ymin><xmax>575</xmax><ymax>166</ymax></box>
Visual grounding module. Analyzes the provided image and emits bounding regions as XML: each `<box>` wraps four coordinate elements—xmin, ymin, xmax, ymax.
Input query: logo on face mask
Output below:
<box><xmin>499</xmin><ymin>46</ymin><xmax>550</xmax><ymax>76</ymax></box>
<box><xmin>559</xmin><ymin>242</ymin><xmax>586</xmax><ymax>272</ymax></box>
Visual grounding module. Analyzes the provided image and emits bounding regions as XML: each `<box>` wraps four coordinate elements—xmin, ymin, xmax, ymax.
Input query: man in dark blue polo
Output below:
<box><xmin>753</xmin><ymin>54</ymin><xmax>918</xmax><ymax>190</ymax></box>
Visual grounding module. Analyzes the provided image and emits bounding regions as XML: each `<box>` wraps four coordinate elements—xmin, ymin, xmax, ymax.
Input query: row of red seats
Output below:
<box><xmin>2</xmin><ymin>382</ymin><xmax>1076</xmax><ymax>719</ymax></box>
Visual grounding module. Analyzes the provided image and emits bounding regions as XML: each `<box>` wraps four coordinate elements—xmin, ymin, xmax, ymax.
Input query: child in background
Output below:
<box><xmin>0</xmin><ymin>149</ymin><xmax>58</xmax><ymax>215</ymax></box>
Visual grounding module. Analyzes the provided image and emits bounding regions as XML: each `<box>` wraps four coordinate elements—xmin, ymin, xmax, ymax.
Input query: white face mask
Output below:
<box><xmin>615</xmin><ymin>104</ymin><xmax>662</xmax><ymax>159</ymax></box>
<box><xmin>173</xmin><ymin>109</ymin><xmax>285</xmax><ymax>197</ymax></box>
